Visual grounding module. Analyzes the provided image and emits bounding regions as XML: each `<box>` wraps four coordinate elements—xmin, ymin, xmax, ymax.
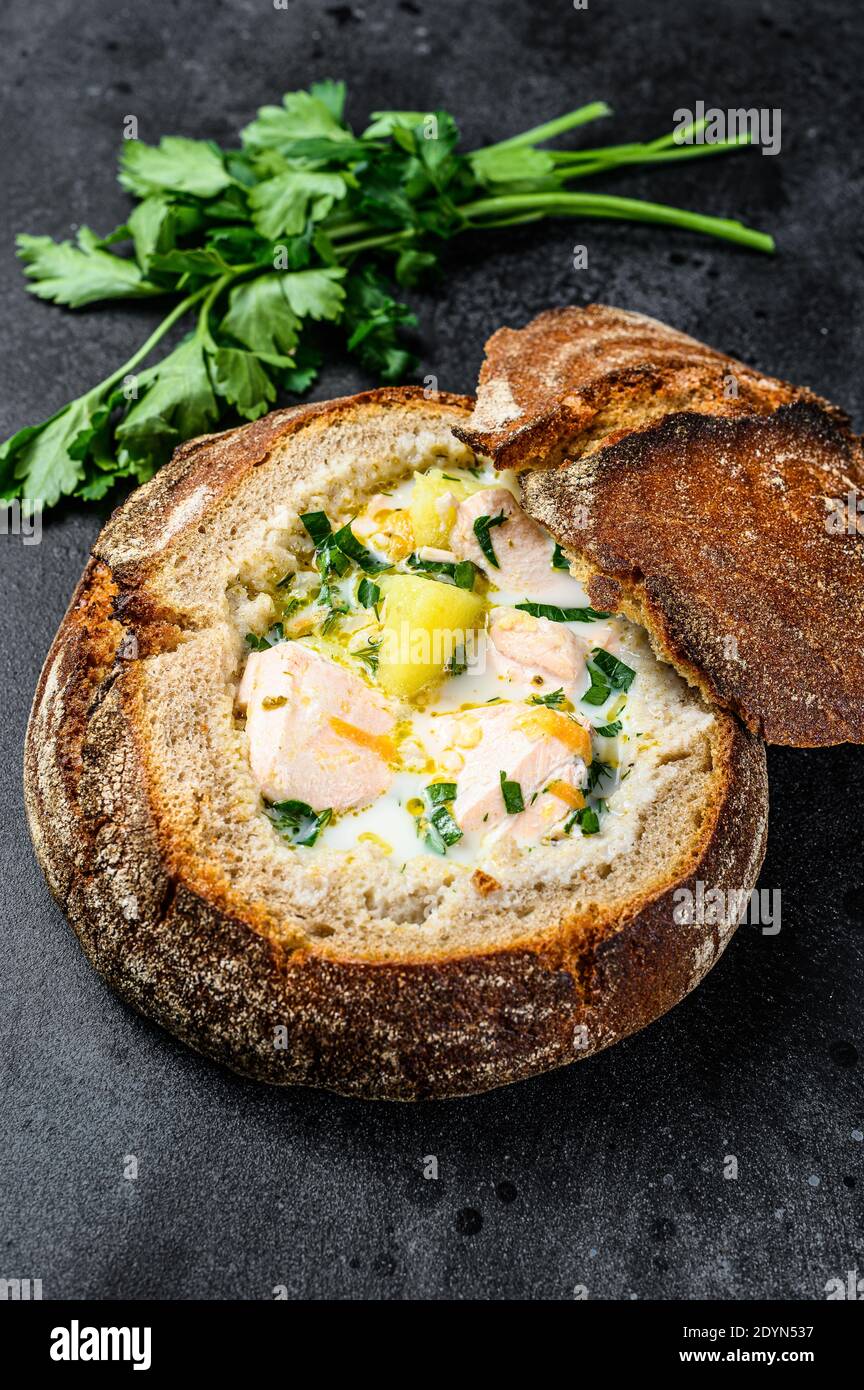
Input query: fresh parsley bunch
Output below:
<box><xmin>0</xmin><ymin>83</ymin><xmax>772</xmax><ymax>511</ymax></box>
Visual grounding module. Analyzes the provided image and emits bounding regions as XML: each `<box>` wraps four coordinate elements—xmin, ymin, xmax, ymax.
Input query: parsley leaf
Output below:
<box><xmin>530</xmin><ymin>688</ymin><xmax>566</xmax><ymax>707</ymax></box>
<box><xmin>126</xmin><ymin>196</ymin><xmax>204</xmax><ymax>271</ymax></box>
<box><xmin>581</xmin><ymin>664</ymin><xmax>613</xmax><ymax>707</ymax></box>
<box><xmin>515</xmin><ymin>601</ymin><xmax>612</xmax><ymax>623</ymax></box>
<box><xmin>245</xmin><ymin>622</ymin><xmax>284</xmax><ymax>651</ymax></box>
<box><xmin>473</xmin><ymin>511</ymin><xmax>507</xmax><ymax>568</ymax></box>
<box><xmin>209</xmin><ymin>347</ymin><xmax>276</xmax><ymax>420</ymax></box>
<box><xmin>116</xmin><ymin>337</ymin><xmax>219</xmax><ymax>473</ymax></box>
<box><xmin>590</xmin><ymin>648</ymin><xmax>636</xmax><ymax>691</ymax></box>
<box><xmin>0</xmin><ymin>395</ymin><xmax>104</xmax><ymax>508</ymax></box>
<box><xmin>342</xmin><ymin>264</ymin><xmax>417</xmax><ymax>380</ymax></box>
<box><xmin>241</xmin><ymin>85</ymin><xmax>352</xmax><ymax>150</ymax></box>
<box><xmin>594</xmin><ymin>719</ymin><xmax>622</xmax><ymax>737</ymax></box>
<box><xmin>405</xmin><ymin>553</ymin><xmax>475</xmax><ymax>589</ymax></box>
<box><xmin>299</xmin><ymin>510</ymin><xmax>349</xmax><ymax>592</ymax></box>
<box><xmin>249</xmin><ymin>171</ymin><xmax>347</xmax><ymax>239</ymax></box>
<box><xmin>357</xmin><ymin>577</ymin><xmax>381</xmax><ymax>608</ymax></box>
<box><xmin>332</xmin><ymin>521</ymin><xmax>391</xmax><ymax>574</ymax></box>
<box><xmin>16</xmin><ymin>230</ymin><xmax>161</xmax><ymax>307</ymax></box>
<box><xmin>565</xmin><ymin>805</ymin><xmax>601</xmax><ymax>836</ymax></box>
<box><xmin>499</xmin><ymin>770</ymin><xmax>525</xmax><ymax>815</ymax></box>
<box><xmin>279</xmin><ymin>267</ymin><xmax>346</xmax><ymax>321</ymax></box>
<box><xmin>119</xmin><ymin>136</ymin><xmax>232</xmax><ymax>198</ymax></box>
<box><xmin>422</xmin><ymin>783</ymin><xmax>462</xmax><ymax>854</ymax></box>
<box><xmin>219</xmin><ymin>275</ymin><xmax>301</xmax><ymax>361</ymax></box>
<box><xmin>266</xmin><ymin>798</ymin><xmax>332</xmax><ymax>847</ymax></box>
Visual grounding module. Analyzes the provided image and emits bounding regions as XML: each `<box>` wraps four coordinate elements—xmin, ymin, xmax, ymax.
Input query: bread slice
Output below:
<box><xmin>453</xmin><ymin>304</ymin><xmax>833</xmax><ymax>471</ymax></box>
<box><xmin>25</xmin><ymin>386</ymin><xmax>768</xmax><ymax>1099</ymax></box>
<box><xmin>458</xmin><ymin>304</ymin><xmax>864</xmax><ymax>747</ymax></box>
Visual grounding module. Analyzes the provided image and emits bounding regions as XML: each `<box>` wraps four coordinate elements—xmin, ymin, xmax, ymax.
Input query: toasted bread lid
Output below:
<box><xmin>453</xmin><ymin>304</ymin><xmax>831</xmax><ymax>471</ymax></box>
<box><xmin>459</xmin><ymin>305</ymin><xmax>864</xmax><ymax>747</ymax></box>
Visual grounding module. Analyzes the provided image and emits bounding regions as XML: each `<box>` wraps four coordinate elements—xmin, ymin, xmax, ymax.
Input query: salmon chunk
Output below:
<box><xmin>237</xmin><ymin>643</ymin><xmax>395</xmax><ymax>810</ymax></box>
<box><xmin>488</xmin><ymin>760</ymin><xmax>584</xmax><ymax>845</ymax></box>
<box><xmin>488</xmin><ymin>606</ymin><xmax>586</xmax><ymax>695</ymax></box>
<box><xmin>450</xmin><ymin>487</ymin><xmax>555</xmax><ymax>588</ymax></box>
<box><xmin>424</xmin><ymin>702</ymin><xmax>590</xmax><ymax>836</ymax></box>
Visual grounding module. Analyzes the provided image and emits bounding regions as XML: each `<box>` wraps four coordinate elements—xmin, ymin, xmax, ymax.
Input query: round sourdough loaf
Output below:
<box><xmin>25</xmin><ymin>387</ymin><xmax>768</xmax><ymax>1099</ymax></box>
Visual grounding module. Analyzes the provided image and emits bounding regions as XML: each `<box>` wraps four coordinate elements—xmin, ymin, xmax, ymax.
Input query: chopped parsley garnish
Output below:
<box><xmin>515</xmin><ymin>601</ymin><xmax>612</xmax><ymax>623</ymax></box>
<box><xmin>587</xmin><ymin>758</ymin><xmax>614</xmax><ymax>792</ymax></box>
<box><xmin>426</xmin><ymin>781</ymin><xmax>458</xmax><ymax>806</ymax></box>
<box><xmin>425</xmin><ymin>805</ymin><xmax>463</xmax><ymax>854</ymax></box>
<box><xmin>530</xmin><ymin>687</ymin><xmax>566</xmax><ymax>708</ymax></box>
<box><xmin>581</xmin><ymin>650</ymin><xmax>636</xmax><ymax>707</ymax></box>
<box><xmin>357</xmin><ymin>577</ymin><xmax>381</xmax><ymax>609</ymax></box>
<box><xmin>422</xmin><ymin>782</ymin><xmax>462</xmax><ymax>854</ymax></box>
<box><xmin>447</xmin><ymin>648</ymin><xmax>468</xmax><ymax>676</ymax></box>
<box><xmin>353</xmin><ymin>639</ymin><xmax>381</xmax><ymax>674</ymax></box>
<box><xmin>454</xmin><ymin>560</ymin><xmax>477</xmax><ymax>590</ymax></box>
<box><xmin>406</xmin><ymin>553</ymin><xmax>476</xmax><ymax>591</ymax></box>
<box><xmin>300</xmin><ymin>510</ymin><xmax>349</xmax><ymax>594</ymax></box>
<box><xmin>590</xmin><ymin>648</ymin><xmax>636</xmax><ymax>692</ymax></box>
<box><xmin>245</xmin><ymin>622</ymin><xmax>284</xmax><ymax>651</ymax></box>
<box><xmin>332</xmin><ymin>519</ymin><xmax>391</xmax><ymax>574</ymax></box>
<box><xmin>407</xmin><ymin>551</ymin><xmax>454</xmax><ymax>577</ymax></box>
<box><xmin>581</xmin><ymin>664</ymin><xmax>613</xmax><ymax>706</ymax></box>
<box><xmin>299</xmin><ymin>510</ymin><xmax>334</xmax><ymax>548</ymax></box>
<box><xmin>473</xmin><ymin>510</ymin><xmax>507</xmax><ymax>568</ymax></box>
<box><xmin>320</xmin><ymin>605</ymin><xmax>348</xmax><ymax>635</ymax></box>
<box><xmin>499</xmin><ymin>770</ymin><xmax>525</xmax><ymax>814</ymax></box>
<box><xmin>301</xmin><ymin>509</ymin><xmax>388</xmax><ymax>585</ymax></box>
<box><xmin>266</xmin><ymin>799</ymin><xmax>332</xmax><ymax>847</ymax></box>
<box><xmin>565</xmin><ymin>805</ymin><xmax>600</xmax><ymax>836</ymax></box>
<box><xmin>594</xmin><ymin>719</ymin><xmax>622</xmax><ymax>737</ymax></box>
<box><xmin>551</xmin><ymin>542</ymin><xmax>570</xmax><ymax>571</ymax></box>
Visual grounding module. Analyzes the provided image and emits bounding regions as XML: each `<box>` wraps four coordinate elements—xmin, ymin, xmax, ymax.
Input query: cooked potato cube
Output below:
<box><xmin>377</xmin><ymin>574</ymin><xmax>486</xmax><ymax>697</ymax></box>
<box><xmin>408</xmin><ymin>468</ymin><xmax>487</xmax><ymax>549</ymax></box>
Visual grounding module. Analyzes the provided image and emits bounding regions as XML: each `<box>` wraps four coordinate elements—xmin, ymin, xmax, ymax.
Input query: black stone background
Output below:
<box><xmin>1</xmin><ymin>0</ymin><xmax>862</xmax><ymax>1301</ymax></box>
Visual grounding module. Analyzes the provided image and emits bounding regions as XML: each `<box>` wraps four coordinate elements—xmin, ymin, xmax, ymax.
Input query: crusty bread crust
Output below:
<box><xmin>522</xmin><ymin>402</ymin><xmax>864</xmax><ymax>747</ymax></box>
<box><xmin>453</xmin><ymin>304</ymin><xmax>838</xmax><ymax>472</ymax></box>
<box><xmin>457</xmin><ymin>304</ymin><xmax>864</xmax><ymax>749</ymax></box>
<box><xmin>25</xmin><ymin>387</ymin><xmax>769</xmax><ymax>1099</ymax></box>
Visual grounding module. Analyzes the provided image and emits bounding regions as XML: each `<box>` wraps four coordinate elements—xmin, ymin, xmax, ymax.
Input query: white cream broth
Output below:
<box><xmin>238</xmin><ymin>460</ymin><xmax>634</xmax><ymax>865</ymax></box>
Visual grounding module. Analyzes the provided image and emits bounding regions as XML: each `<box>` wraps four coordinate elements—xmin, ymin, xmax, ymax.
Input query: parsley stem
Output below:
<box><xmin>195</xmin><ymin>272</ymin><xmax>234</xmax><ymax>351</ymax></box>
<box><xmin>102</xmin><ymin>263</ymin><xmax>259</xmax><ymax>391</ymax></box>
<box><xmin>74</xmin><ymin>265</ymin><xmax>256</xmax><ymax>404</ymax></box>
<box><xmin>329</xmin><ymin>185</ymin><xmax>773</xmax><ymax>258</ymax></box>
<box><xmin>550</xmin><ymin>136</ymin><xmax>751</xmax><ymax>178</ymax></box>
<box><xmin>334</xmin><ymin>228</ymin><xmax>414</xmax><ymax>258</ymax></box>
<box><xmin>460</xmin><ymin>191</ymin><xmax>775</xmax><ymax>252</ymax></box>
<box><xmin>327</xmin><ymin>220</ymin><xmax>381</xmax><ymax>242</ymax></box>
<box><xmin>473</xmin><ymin>102</ymin><xmax>612</xmax><ymax>155</ymax></box>
<box><xmin>94</xmin><ymin>284</ymin><xmax>211</xmax><ymax>396</ymax></box>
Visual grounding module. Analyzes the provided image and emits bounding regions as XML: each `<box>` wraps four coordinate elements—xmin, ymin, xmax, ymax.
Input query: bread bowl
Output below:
<box><xmin>25</xmin><ymin>385</ymin><xmax>768</xmax><ymax>1099</ymax></box>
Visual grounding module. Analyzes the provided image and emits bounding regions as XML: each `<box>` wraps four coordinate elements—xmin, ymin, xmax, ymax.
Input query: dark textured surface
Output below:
<box><xmin>1</xmin><ymin>0</ymin><xmax>862</xmax><ymax>1301</ymax></box>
